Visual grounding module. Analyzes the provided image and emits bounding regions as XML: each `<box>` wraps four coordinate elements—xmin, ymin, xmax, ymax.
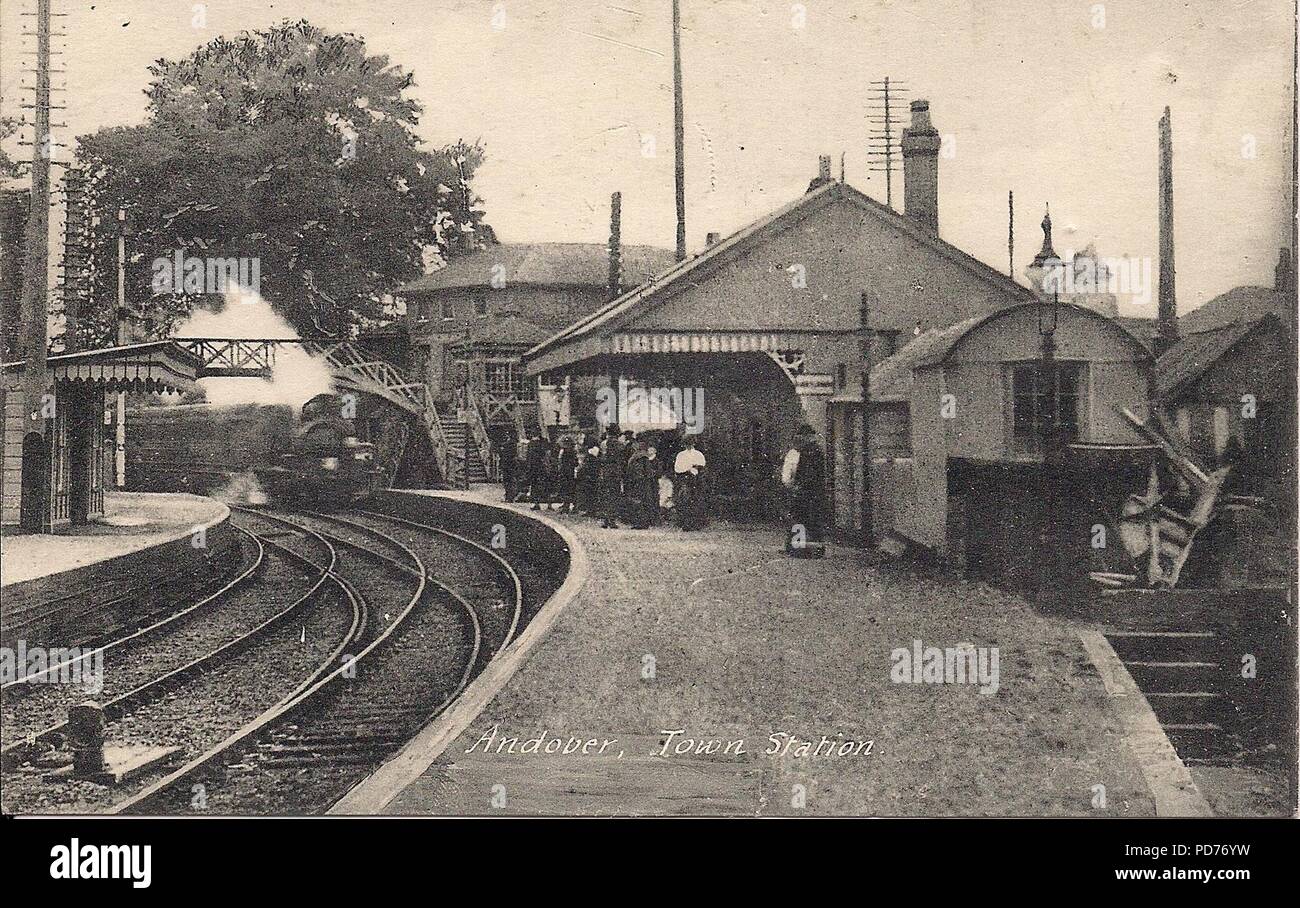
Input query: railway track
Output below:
<box><xmin>1</xmin><ymin>525</ymin><xmax>247</xmax><ymax>651</ymax></box>
<box><xmin>0</xmin><ymin>518</ymin><xmax>367</xmax><ymax>814</ymax></box>
<box><xmin>112</xmin><ymin>507</ymin><xmax>524</xmax><ymax>815</ymax></box>
<box><xmin>0</xmin><ymin>523</ymin><xmax>326</xmax><ymax>756</ymax></box>
<box><xmin>4</xmin><ymin>501</ymin><xmax>541</xmax><ymax>815</ymax></box>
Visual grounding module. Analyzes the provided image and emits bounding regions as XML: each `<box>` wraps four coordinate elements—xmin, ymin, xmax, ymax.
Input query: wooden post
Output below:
<box><xmin>114</xmin><ymin>208</ymin><xmax>127</xmax><ymax>488</ymax></box>
<box><xmin>18</xmin><ymin>0</ymin><xmax>54</xmax><ymax>533</ymax></box>
<box><xmin>859</xmin><ymin>290</ymin><xmax>873</xmax><ymax>545</ymax></box>
<box><xmin>20</xmin><ymin>0</ymin><xmax>52</xmax><ymax>416</ymax></box>
<box><xmin>672</xmin><ymin>0</ymin><xmax>687</xmax><ymax>262</ymax></box>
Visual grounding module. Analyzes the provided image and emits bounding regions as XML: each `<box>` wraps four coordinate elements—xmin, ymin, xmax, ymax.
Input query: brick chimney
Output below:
<box><xmin>807</xmin><ymin>154</ymin><xmax>835</xmax><ymax>193</ymax></box>
<box><xmin>1156</xmin><ymin>107</ymin><xmax>1178</xmax><ymax>355</ymax></box>
<box><xmin>901</xmin><ymin>100</ymin><xmax>940</xmax><ymax>234</ymax></box>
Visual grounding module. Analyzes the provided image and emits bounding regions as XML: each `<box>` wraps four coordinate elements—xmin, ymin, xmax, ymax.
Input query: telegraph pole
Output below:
<box><xmin>20</xmin><ymin>0</ymin><xmax>53</xmax><ymax>430</ymax></box>
<box><xmin>859</xmin><ymin>290</ymin><xmax>873</xmax><ymax>546</ymax></box>
<box><xmin>1008</xmin><ymin>190</ymin><xmax>1015</xmax><ymax>277</ymax></box>
<box><xmin>866</xmin><ymin>78</ymin><xmax>908</xmax><ymax>209</ymax></box>
<box><xmin>672</xmin><ymin>0</ymin><xmax>687</xmax><ymax>262</ymax></box>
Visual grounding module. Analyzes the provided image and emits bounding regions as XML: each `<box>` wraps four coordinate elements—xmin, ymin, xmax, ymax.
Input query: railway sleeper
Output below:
<box><xmin>256</xmin><ymin>737</ymin><xmax>406</xmax><ymax>754</ymax></box>
<box><xmin>256</xmin><ymin>751</ymin><xmax>395</xmax><ymax>768</ymax></box>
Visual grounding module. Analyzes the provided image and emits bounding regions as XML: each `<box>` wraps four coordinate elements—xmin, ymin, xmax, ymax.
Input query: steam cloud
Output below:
<box><xmin>175</xmin><ymin>288</ymin><xmax>336</xmax><ymax>407</ymax></box>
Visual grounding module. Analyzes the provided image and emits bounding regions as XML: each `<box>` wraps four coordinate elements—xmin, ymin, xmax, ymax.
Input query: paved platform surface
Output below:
<box><xmin>384</xmin><ymin>491</ymin><xmax>1160</xmax><ymax>817</ymax></box>
<box><xmin>0</xmin><ymin>492</ymin><xmax>228</xmax><ymax>587</ymax></box>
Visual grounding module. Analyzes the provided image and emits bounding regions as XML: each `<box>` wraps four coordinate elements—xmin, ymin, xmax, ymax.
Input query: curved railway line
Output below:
<box><xmin>0</xmin><ymin>516</ymin><xmax>366</xmax><ymax>813</ymax></box>
<box><xmin>1</xmin><ymin>523</ymin><xmax>325</xmax><ymax>756</ymax></box>
<box><xmin>2</xmin><ymin>499</ymin><xmax>553</xmax><ymax>816</ymax></box>
<box><xmin>111</xmin><ymin>506</ymin><xmax>526</xmax><ymax>815</ymax></box>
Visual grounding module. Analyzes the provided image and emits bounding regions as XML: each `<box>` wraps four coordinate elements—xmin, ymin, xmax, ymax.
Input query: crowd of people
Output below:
<box><xmin>496</xmin><ymin>422</ymin><xmax>827</xmax><ymax>555</ymax></box>
<box><xmin>498</xmin><ymin>426</ymin><xmax>710</xmax><ymax>530</ymax></box>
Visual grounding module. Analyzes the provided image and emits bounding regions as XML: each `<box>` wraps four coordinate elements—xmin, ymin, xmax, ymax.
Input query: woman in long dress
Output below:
<box><xmin>673</xmin><ymin>438</ymin><xmax>707</xmax><ymax>530</ymax></box>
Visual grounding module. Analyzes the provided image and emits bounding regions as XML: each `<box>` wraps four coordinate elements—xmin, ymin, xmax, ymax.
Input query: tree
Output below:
<box><xmin>70</xmin><ymin>20</ymin><xmax>488</xmax><ymax>344</ymax></box>
<box><xmin>0</xmin><ymin>116</ymin><xmax>27</xmax><ymax>180</ymax></box>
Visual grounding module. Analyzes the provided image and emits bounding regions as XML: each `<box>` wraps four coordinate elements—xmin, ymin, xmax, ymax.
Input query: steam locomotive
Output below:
<box><xmin>253</xmin><ymin>393</ymin><xmax>383</xmax><ymax>507</ymax></box>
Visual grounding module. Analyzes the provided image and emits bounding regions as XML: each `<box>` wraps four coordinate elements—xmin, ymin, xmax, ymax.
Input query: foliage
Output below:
<box><xmin>71</xmin><ymin>20</ymin><xmax>488</xmax><ymax>345</ymax></box>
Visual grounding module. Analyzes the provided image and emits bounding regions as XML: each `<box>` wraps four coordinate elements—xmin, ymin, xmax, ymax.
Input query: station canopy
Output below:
<box><xmin>3</xmin><ymin>341</ymin><xmax>202</xmax><ymax>395</ymax></box>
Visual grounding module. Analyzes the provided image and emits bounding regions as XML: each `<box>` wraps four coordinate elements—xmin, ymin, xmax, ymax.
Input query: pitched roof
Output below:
<box><xmin>396</xmin><ymin>243</ymin><xmax>676</xmax><ymax>294</ymax></box>
<box><xmin>869</xmin><ymin>318</ymin><xmax>984</xmax><ymax>402</ymax></box>
<box><xmin>1155</xmin><ymin>313</ymin><xmax>1282</xmax><ymax>400</ymax></box>
<box><xmin>525</xmin><ymin>181</ymin><xmax>1038</xmax><ymax>363</ymax></box>
<box><xmin>1115</xmin><ymin>316</ymin><xmax>1157</xmax><ymax>342</ymax></box>
<box><xmin>3</xmin><ymin>341</ymin><xmax>202</xmax><ymax>394</ymax></box>
<box><xmin>449</xmin><ymin>313</ymin><xmax>553</xmax><ymax>350</ymax></box>
<box><xmin>1176</xmin><ymin>284</ymin><xmax>1292</xmax><ymax>334</ymax></box>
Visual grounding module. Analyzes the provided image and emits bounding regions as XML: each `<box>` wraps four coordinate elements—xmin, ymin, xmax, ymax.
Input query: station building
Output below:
<box><xmin>396</xmin><ymin>242</ymin><xmax>675</xmax><ymax>428</ymax></box>
<box><xmin>1</xmin><ymin>342</ymin><xmax>200</xmax><ymax>532</ymax></box>
<box><xmin>523</xmin><ymin>101</ymin><xmax>1043</xmax><ymax>516</ymax></box>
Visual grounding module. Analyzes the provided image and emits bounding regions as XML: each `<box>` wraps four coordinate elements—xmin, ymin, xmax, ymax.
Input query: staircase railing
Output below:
<box><xmin>462</xmin><ymin>389</ymin><xmax>496</xmax><ymax>482</ymax></box>
<box><xmin>175</xmin><ymin>336</ymin><xmax>466</xmax><ymax>488</ymax></box>
<box><xmin>306</xmin><ymin>340</ymin><xmax>463</xmax><ymax>489</ymax></box>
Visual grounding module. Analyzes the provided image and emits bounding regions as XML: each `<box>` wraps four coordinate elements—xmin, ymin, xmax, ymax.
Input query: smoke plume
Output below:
<box><xmin>175</xmin><ymin>288</ymin><xmax>335</xmax><ymax>407</ymax></box>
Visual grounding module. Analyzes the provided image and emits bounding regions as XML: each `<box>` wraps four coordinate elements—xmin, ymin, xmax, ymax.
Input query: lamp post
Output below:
<box><xmin>1036</xmin><ymin>289</ymin><xmax>1060</xmax><ymax>455</ymax></box>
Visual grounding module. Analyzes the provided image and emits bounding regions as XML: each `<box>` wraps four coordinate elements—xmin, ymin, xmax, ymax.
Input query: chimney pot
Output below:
<box><xmin>807</xmin><ymin>155</ymin><xmax>835</xmax><ymax>193</ymax></box>
<box><xmin>706</xmin><ymin>232</ymin><xmax>720</xmax><ymax>247</ymax></box>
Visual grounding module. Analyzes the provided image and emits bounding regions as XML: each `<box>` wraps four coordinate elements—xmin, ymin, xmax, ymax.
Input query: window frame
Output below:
<box><xmin>483</xmin><ymin>360</ymin><xmax>535</xmax><ymax>400</ymax></box>
<box><xmin>1009</xmin><ymin>360</ymin><xmax>1086</xmax><ymax>455</ymax></box>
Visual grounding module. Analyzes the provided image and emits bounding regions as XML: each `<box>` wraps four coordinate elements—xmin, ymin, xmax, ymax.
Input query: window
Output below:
<box><xmin>473</xmin><ymin>294</ymin><xmax>488</xmax><ymax>317</ymax></box>
<box><xmin>441</xmin><ymin>298</ymin><xmax>455</xmax><ymax>320</ymax></box>
<box><xmin>1011</xmin><ymin>362</ymin><xmax>1083</xmax><ymax>454</ymax></box>
<box><xmin>484</xmin><ymin>362</ymin><xmax>534</xmax><ymax>399</ymax></box>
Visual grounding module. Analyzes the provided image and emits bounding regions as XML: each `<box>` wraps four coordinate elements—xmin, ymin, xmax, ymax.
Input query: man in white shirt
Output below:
<box><xmin>674</xmin><ymin>439</ymin><xmax>706</xmax><ymax>476</ymax></box>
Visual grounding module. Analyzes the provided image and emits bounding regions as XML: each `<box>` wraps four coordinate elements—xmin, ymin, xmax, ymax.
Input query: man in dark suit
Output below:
<box><xmin>598</xmin><ymin>427</ymin><xmax>625</xmax><ymax>528</ymax></box>
<box><xmin>783</xmin><ymin>423</ymin><xmax>827</xmax><ymax>558</ymax></box>
<box><xmin>525</xmin><ymin>432</ymin><xmax>547</xmax><ymax>508</ymax></box>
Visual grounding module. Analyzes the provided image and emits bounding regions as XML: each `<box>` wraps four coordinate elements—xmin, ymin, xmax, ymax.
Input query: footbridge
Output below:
<box><xmin>173</xmin><ymin>338</ymin><xmax>472</xmax><ymax>488</ymax></box>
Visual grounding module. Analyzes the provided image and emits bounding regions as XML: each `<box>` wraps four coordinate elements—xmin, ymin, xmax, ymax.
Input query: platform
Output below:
<box><xmin>0</xmin><ymin>492</ymin><xmax>228</xmax><ymax>588</ymax></box>
<box><xmin>0</xmin><ymin>493</ymin><xmax>234</xmax><ymax>650</ymax></box>
<box><xmin>342</xmin><ymin>488</ymin><xmax>1167</xmax><ymax>817</ymax></box>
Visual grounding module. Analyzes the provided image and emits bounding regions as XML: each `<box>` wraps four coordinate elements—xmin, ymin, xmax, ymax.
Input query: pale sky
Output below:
<box><xmin>1</xmin><ymin>0</ymin><xmax>1295</xmax><ymax>314</ymax></box>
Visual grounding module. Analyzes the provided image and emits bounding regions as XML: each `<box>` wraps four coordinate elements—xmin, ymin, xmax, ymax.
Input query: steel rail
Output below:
<box><xmin>3</xmin><ymin>525</ymin><xmax>266</xmax><ymax>690</ymax></box>
<box><xmin>1</xmin><ymin>524</ymin><xmax>337</xmax><ymax>768</ymax></box>
<box><xmin>356</xmin><ymin>508</ymin><xmax>525</xmax><ymax>655</ymax></box>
